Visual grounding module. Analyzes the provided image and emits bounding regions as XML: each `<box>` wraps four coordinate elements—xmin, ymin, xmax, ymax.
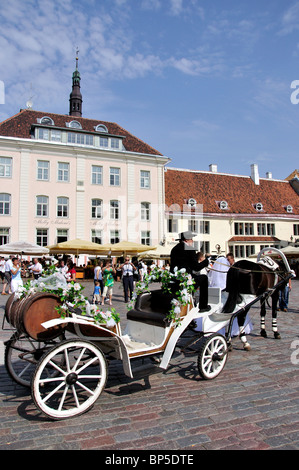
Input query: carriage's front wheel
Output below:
<box><xmin>197</xmin><ymin>333</ymin><xmax>228</xmax><ymax>380</ymax></box>
<box><xmin>32</xmin><ymin>339</ymin><xmax>108</xmax><ymax>420</ymax></box>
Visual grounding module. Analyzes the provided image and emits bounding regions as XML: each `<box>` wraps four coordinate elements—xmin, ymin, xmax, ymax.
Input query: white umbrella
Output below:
<box><xmin>139</xmin><ymin>244</ymin><xmax>172</xmax><ymax>259</ymax></box>
<box><xmin>0</xmin><ymin>240</ymin><xmax>49</xmax><ymax>256</ymax></box>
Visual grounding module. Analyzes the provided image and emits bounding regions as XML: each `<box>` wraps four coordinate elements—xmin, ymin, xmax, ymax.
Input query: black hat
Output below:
<box><xmin>176</xmin><ymin>231</ymin><xmax>196</xmax><ymax>241</ymax></box>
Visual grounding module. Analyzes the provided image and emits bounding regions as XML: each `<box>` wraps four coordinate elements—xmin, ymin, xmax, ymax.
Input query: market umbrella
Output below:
<box><xmin>101</xmin><ymin>240</ymin><xmax>156</xmax><ymax>257</ymax></box>
<box><xmin>280</xmin><ymin>246</ymin><xmax>299</xmax><ymax>257</ymax></box>
<box><xmin>138</xmin><ymin>244</ymin><xmax>172</xmax><ymax>259</ymax></box>
<box><xmin>47</xmin><ymin>238</ymin><xmax>108</xmax><ymax>256</ymax></box>
<box><xmin>0</xmin><ymin>240</ymin><xmax>49</xmax><ymax>256</ymax></box>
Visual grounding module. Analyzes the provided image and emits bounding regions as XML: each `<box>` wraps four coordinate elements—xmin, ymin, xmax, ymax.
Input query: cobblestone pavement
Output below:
<box><xmin>0</xmin><ymin>277</ymin><xmax>298</xmax><ymax>451</ymax></box>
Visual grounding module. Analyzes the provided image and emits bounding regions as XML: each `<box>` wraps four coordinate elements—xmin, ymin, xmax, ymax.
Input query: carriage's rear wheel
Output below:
<box><xmin>197</xmin><ymin>333</ymin><xmax>228</xmax><ymax>380</ymax></box>
<box><xmin>31</xmin><ymin>339</ymin><xmax>108</xmax><ymax>420</ymax></box>
<box><xmin>5</xmin><ymin>332</ymin><xmax>64</xmax><ymax>388</ymax></box>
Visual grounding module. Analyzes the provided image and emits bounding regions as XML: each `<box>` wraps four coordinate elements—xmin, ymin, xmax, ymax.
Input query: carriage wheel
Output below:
<box><xmin>197</xmin><ymin>333</ymin><xmax>228</xmax><ymax>380</ymax></box>
<box><xmin>4</xmin><ymin>332</ymin><xmax>65</xmax><ymax>388</ymax></box>
<box><xmin>31</xmin><ymin>339</ymin><xmax>108</xmax><ymax>420</ymax></box>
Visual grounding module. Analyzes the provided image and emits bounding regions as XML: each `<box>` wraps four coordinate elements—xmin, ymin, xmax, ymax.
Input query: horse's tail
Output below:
<box><xmin>222</xmin><ymin>266</ymin><xmax>243</xmax><ymax>313</ymax></box>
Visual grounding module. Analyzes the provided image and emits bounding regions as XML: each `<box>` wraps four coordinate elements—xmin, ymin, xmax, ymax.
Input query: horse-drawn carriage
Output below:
<box><xmin>2</xmin><ymin>248</ymin><xmax>295</xmax><ymax>420</ymax></box>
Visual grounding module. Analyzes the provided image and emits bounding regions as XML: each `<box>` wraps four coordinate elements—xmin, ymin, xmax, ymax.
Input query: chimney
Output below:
<box><xmin>209</xmin><ymin>164</ymin><xmax>218</xmax><ymax>172</ymax></box>
<box><xmin>266</xmin><ymin>171</ymin><xmax>272</xmax><ymax>179</ymax></box>
<box><xmin>251</xmin><ymin>164</ymin><xmax>259</xmax><ymax>185</ymax></box>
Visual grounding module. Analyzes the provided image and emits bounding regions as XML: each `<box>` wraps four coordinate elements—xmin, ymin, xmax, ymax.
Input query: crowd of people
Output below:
<box><xmin>0</xmin><ymin>236</ymin><xmax>293</xmax><ymax>313</ymax></box>
<box><xmin>0</xmin><ymin>255</ymin><xmax>79</xmax><ymax>295</ymax></box>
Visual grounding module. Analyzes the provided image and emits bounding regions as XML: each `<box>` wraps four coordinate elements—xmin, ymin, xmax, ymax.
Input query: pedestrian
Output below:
<box><xmin>2</xmin><ymin>256</ymin><xmax>12</xmax><ymax>295</ymax></box>
<box><xmin>279</xmin><ymin>278</ymin><xmax>292</xmax><ymax>312</ymax></box>
<box><xmin>121</xmin><ymin>256</ymin><xmax>137</xmax><ymax>302</ymax></box>
<box><xmin>29</xmin><ymin>257</ymin><xmax>43</xmax><ymax>280</ymax></box>
<box><xmin>94</xmin><ymin>260</ymin><xmax>103</xmax><ymax>295</ymax></box>
<box><xmin>92</xmin><ymin>280</ymin><xmax>101</xmax><ymax>304</ymax></box>
<box><xmin>101</xmin><ymin>260</ymin><xmax>115</xmax><ymax>306</ymax></box>
<box><xmin>66</xmin><ymin>260</ymin><xmax>76</xmax><ymax>282</ymax></box>
<box><xmin>10</xmin><ymin>257</ymin><xmax>24</xmax><ymax>293</ymax></box>
<box><xmin>0</xmin><ymin>257</ymin><xmax>5</xmax><ymax>285</ymax></box>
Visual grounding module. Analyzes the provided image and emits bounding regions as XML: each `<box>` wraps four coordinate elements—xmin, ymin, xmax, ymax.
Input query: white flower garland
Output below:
<box><xmin>128</xmin><ymin>266</ymin><xmax>195</xmax><ymax>326</ymax></box>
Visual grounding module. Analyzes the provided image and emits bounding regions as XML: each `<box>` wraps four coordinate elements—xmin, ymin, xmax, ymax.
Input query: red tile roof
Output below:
<box><xmin>165</xmin><ymin>168</ymin><xmax>299</xmax><ymax>216</ymax></box>
<box><xmin>0</xmin><ymin>109</ymin><xmax>163</xmax><ymax>156</ymax></box>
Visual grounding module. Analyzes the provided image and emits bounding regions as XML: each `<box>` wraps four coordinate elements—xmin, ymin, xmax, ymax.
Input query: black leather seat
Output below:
<box><xmin>127</xmin><ymin>290</ymin><xmax>173</xmax><ymax>328</ymax></box>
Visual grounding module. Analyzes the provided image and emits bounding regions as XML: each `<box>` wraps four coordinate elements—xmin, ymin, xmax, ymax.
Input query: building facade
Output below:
<box><xmin>164</xmin><ymin>164</ymin><xmax>299</xmax><ymax>259</ymax></box>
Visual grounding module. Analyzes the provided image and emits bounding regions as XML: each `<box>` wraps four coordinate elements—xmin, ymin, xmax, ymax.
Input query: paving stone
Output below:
<box><xmin>0</xmin><ymin>278</ymin><xmax>299</xmax><ymax>450</ymax></box>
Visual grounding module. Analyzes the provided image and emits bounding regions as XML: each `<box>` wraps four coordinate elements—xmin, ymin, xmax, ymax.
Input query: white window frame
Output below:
<box><xmin>36</xmin><ymin>196</ymin><xmax>49</xmax><ymax>217</ymax></box>
<box><xmin>37</xmin><ymin>160</ymin><xmax>49</xmax><ymax>181</ymax></box>
<box><xmin>140</xmin><ymin>170</ymin><xmax>150</xmax><ymax>189</ymax></box>
<box><xmin>58</xmin><ymin>162</ymin><xmax>70</xmax><ymax>182</ymax></box>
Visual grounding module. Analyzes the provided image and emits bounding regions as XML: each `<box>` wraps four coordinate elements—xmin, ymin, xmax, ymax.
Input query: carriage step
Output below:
<box><xmin>207</xmin><ymin>313</ymin><xmax>232</xmax><ymax>323</ymax></box>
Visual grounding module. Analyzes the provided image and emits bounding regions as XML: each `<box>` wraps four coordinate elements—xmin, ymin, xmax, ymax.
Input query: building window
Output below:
<box><xmin>141</xmin><ymin>202</ymin><xmax>150</xmax><ymax>221</ymax></box>
<box><xmin>294</xmin><ymin>224</ymin><xmax>299</xmax><ymax>236</ymax></box>
<box><xmin>57</xmin><ymin>229</ymin><xmax>68</xmax><ymax>243</ymax></box>
<box><xmin>0</xmin><ymin>193</ymin><xmax>11</xmax><ymax>215</ymax></box>
<box><xmin>168</xmin><ymin>218</ymin><xmax>178</xmax><ymax>233</ymax></box>
<box><xmin>110</xmin><ymin>200</ymin><xmax>120</xmax><ymax>220</ymax></box>
<box><xmin>91</xmin><ymin>165</ymin><xmax>103</xmax><ymax>185</ymax></box>
<box><xmin>57</xmin><ymin>197</ymin><xmax>69</xmax><ymax>218</ymax></box>
<box><xmin>36</xmin><ymin>196</ymin><xmax>49</xmax><ymax>217</ymax></box>
<box><xmin>91</xmin><ymin>199</ymin><xmax>102</xmax><ymax>219</ymax></box>
<box><xmin>95</xmin><ymin>124</ymin><xmax>108</xmax><ymax>133</ymax></box>
<box><xmin>68</xmin><ymin>120</ymin><xmax>82</xmax><ymax>129</ymax></box>
<box><xmin>140</xmin><ymin>170</ymin><xmax>150</xmax><ymax>189</ymax></box>
<box><xmin>188</xmin><ymin>220</ymin><xmax>198</xmax><ymax>233</ymax></box>
<box><xmin>67</xmin><ymin>133</ymin><xmax>93</xmax><ymax>146</ymax></box>
<box><xmin>110</xmin><ymin>167</ymin><xmax>120</xmax><ymax>186</ymax></box>
<box><xmin>111</xmin><ymin>138</ymin><xmax>120</xmax><ymax>149</ymax></box>
<box><xmin>0</xmin><ymin>157</ymin><xmax>12</xmax><ymax>178</ymax></box>
<box><xmin>257</xmin><ymin>223</ymin><xmax>275</xmax><ymax>236</ymax></box>
<box><xmin>91</xmin><ymin>229</ymin><xmax>102</xmax><ymax>244</ymax></box>
<box><xmin>200</xmin><ymin>221</ymin><xmax>210</xmax><ymax>234</ymax></box>
<box><xmin>255</xmin><ymin>202</ymin><xmax>263</xmax><ymax>212</ymax></box>
<box><xmin>36</xmin><ymin>228</ymin><xmax>48</xmax><ymax>247</ymax></box>
<box><xmin>0</xmin><ymin>227</ymin><xmax>10</xmax><ymax>244</ymax></box>
<box><xmin>100</xmin><ymin>137</ymin><xmax>109</xmax><ymax>148</ymax></box>
<box><xmin>51</xmin><ymin>130</ymin><xmax>62</xmax><ymax>142</ymax></box>
<box><xmin>40</xmin><ymin>116</ymin><xmax>54</xmax><ymax>125</ymax></box>
<box><xmin>58</xmin><ymin>163</ymin><xmax>69</xmax><ymax>182</ymax></box>
<box><xmin>37</xmin><ymin>160</ymin><xmax>49</xmax><ymax>181</ymax></box>
<box><xmin>200</xmin><ymin>241</ymin><xmax>210</xmax><ymax>253</ymax></box>
<box><xmin>110</xmin><ymin>230</ymin><xmax>120</xmax><ymax>244</ymax></box>
<box><xmin>234</xmin><ymin>223</ymin><xmax>244</xmax><ymax>235</ymax></box>
<box><xmin>38</xmin><ymin>128</ymin><xmax>49</xmax><ymax>140</ymax></box>
<box><xmin>141</xmin><ymin>231</ymin><xmax>151</xmax><ymax>246</ymax></box>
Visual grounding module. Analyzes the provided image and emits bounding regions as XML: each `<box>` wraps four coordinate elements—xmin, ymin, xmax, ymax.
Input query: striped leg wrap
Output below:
<box><xmin>272</xmin><ymin>319</ymin><xmax>278</xmax><ymax>332</ymax></box>
<box><xmin>260</xmin><ymin>317</ymin><xmax>266</xmax><ymax>330</ymax></box>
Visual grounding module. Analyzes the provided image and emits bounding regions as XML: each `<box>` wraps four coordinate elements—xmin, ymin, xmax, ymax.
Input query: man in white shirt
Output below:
<box><xmin>2</xmin><ymin>256</ymin><xmax>13</xmax><ymax>295</ymax></box>
<box><xmin>29</xmin><ymin>258</ymin><xmax>43</xmax><ymax>280</ymax></box>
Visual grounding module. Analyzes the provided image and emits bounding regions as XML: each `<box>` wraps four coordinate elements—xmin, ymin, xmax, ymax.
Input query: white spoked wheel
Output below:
<box><xmin>197</xmin><ymin>333</ymin><xmax>228</xmax><ymax>380</ymax></box>
<box><xmin>5</xmin><ymin>332</ymin><xmax>64</xmax><ymax>388</ymax></box>
<box><xmin>32</xmin><ymin>339</ymin><xmax>108</xmax><ymax>420</ymax></box>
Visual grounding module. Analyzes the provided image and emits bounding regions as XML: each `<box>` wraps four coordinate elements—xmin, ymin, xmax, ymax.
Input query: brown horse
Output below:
<box><xmin>222</xmin><ymin>258</ymin><xmax>290</xmax><ymax>350</ymax></box>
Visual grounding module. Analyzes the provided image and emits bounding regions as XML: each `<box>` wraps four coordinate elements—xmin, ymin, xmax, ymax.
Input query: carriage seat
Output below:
<box><xmin>127</xmin><ymin>290</ymin><xmax>173</xmax><ymax>328</ymax></box>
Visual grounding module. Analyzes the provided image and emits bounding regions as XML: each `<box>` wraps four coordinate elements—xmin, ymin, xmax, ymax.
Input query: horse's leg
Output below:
<box><xmin>238</xmin><ymin>307</ymin><xmax>251</xmax><ymax>351</ymax></box>
<box><xmin>260</xmin><ymin>298</ymin><xmax>267</xmax><ymax>338</ymax></box>
<box><xmin>271</xmin><ymin>289</ymin><xmax>281</xmax><ymax>339</ymax></box>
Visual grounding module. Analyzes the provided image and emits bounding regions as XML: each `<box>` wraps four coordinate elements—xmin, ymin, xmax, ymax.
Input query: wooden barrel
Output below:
<box><xmin>5</xmin><ymin>292</ymin><xmax>66</xmax><ymax>340</ymax></box>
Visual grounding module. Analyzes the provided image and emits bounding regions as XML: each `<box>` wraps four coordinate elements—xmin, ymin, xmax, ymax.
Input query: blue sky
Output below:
<box><xmin>0</xmin><ymin>0</ymin><xmax>299</xmax><ymax>180</ymax></box>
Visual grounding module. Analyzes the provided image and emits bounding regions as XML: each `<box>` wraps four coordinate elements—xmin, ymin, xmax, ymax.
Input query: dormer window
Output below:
<box><xmin>187</xmin><ymin>198</ymin><xmax>197</xmax><ymax>208</ymax></box>
<box><xmin>37</xmin><ymin>116</ymin><xmax>54</xmax><ymax>126</ymax></box>
<box><xmin>255</xmin><ymin>202</ymin><xmax>263</xmax><ymax>212</ymax></box>
<box><xmin>66</xmin><ymin>120</ymin><xmax>82</xmax><ymax>129</ymax></box>
<box><xmin>95</xmin><ymin>124</ymin><xmax>108</xmax><ymax>133</ymax></box>
<box><xmin>286</xmin><ymin>205</ymin><xmax>293</xmax><ymax>213</ymax></box>
<box><xmin>219</xmin><ymin>200</ymin><xmax>228</xmax><ymax>210</ymax></box>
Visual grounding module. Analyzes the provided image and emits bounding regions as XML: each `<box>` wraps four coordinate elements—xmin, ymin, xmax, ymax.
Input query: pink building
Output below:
<box><xmin>0</xmin><ymin>59</ymin><xmax>169</xmax><ymax>249</ymax></box>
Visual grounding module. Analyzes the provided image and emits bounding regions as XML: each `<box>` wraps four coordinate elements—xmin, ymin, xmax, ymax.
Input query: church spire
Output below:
<box><xmin>69</xmin><ymin>48</ymin><xmax>83</xmax><ymax>117</ymax></box>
